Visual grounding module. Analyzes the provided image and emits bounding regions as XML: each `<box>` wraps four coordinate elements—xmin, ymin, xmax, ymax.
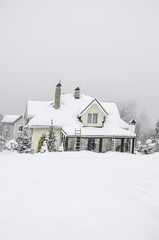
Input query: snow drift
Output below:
<box><xmin>0</xmin><ymin>151</ymin><xmax>159</xmax><ymax>240</ymax></box>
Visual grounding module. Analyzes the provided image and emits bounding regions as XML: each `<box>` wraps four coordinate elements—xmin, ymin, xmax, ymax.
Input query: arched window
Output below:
<box><xmin>18</xmin><ymin>126</ymin><xmax>23</xmax><ymax>131</ymax></box>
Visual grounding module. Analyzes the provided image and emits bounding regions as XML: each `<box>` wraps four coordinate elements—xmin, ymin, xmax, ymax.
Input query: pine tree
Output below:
<box><xmin>37</xmin><ymin>134</ymin><xmax>46</xmax><ymax>153</ymax></box>
<box><xmin>155</xmin><ymin>120</ymin><xmax>159</xmax><ymax>137</ymax></box>
<box><xmin>0</xmin><ymin>136</ymin><xmax>5</xmax><ymax>152</ymax></box>
<box><xmin>18</xmin><ymin>136</ymin><xmax>32</xmax><ymax>153</ymax></box>
<box><xmin>47</xmin><ymin>120</ymin><xmax>57</xmax><ymax>152</ymax></box>
<box><xmin>40</xmin><ymin>140</ymin><xmax>48</xmax><ymax>153</ymax></box>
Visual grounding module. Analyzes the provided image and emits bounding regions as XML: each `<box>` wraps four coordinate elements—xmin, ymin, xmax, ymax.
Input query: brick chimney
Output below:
<box><xmin>54</xmin><ymin>82</ymin><xmax>62</xmax><ymax>109</ymax></box>
<box><xmin>74</xmin><ymin>87</ymin><xmax>80</xmax><ymax>99</ymax></box>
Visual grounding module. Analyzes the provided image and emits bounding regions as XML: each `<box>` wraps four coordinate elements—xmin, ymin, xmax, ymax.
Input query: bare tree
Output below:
<box><xmin>117</xmin><ymin>100</ymin><xmax>154</xmax><ymax>143</ymax></box>
<box><xmin>135</xmin><ymin>110</ymin><xmax>154</xmax><ymax>143</ymax></box>
<box><xmin>117</xmin><ymin>100</ymin><xmax>139</xmax><ymax>123</ymax></box>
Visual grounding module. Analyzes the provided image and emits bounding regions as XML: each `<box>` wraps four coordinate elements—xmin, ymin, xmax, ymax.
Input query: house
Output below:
<box><xmin>25</xmin><ymin>83</ymin><xmax>136</xmax><ymax>153</ymax></box>
<box><xmin>1</xmin><ymin>115</ymin><xmax>24</xmax><ymax>141</ymax></box>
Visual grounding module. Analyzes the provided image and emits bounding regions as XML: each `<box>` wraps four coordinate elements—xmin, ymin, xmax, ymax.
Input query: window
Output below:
<box><xmin>87</xmin><ymin>114</ymin><xmax>92</xmax><ymax>124</ymax></box>
<box><xmin>18</xmin><ymin>126</ymin><xmax>23</xmax><ymax>131</ymax></box>
<box><xmin>92</xmin><ymin>113</ymin><xmax>98</xmax><ymax>124</ymax></box>
<box><xmin>87</xmin><ymin>113</ymin><xmax>98</xmax><ymax>124</ymax></box>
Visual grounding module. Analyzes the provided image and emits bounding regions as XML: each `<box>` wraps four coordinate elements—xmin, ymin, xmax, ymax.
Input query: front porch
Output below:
<box><xmin>62</xmin><ymin>136</ymin><xmax>135</xmax><ymax>154</ymax></box>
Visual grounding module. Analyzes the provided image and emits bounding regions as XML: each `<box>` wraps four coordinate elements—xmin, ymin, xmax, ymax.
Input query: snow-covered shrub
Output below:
<box><xmin>146</xmin><ymin>139</ymin><xmax>152</xmax><ymax>145</ymax></box>
<box><xmin>6</xmin><ymin>139</ymin><xmax>18</xmax><ymax>152</ymax></box>
<box><xmin>136</xmin><ymin>138</ymin><xmax>156</xmax><ymax>154</ymax></box>
<box><xmin>58</xmin><ymin>143</ymin><xmax>64</xmax><ymax>152</ymax></box>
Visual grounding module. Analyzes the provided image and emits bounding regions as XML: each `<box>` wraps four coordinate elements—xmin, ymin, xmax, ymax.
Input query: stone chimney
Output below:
<box><xmin>129</xmin><ymin>119</ymin><xmax>136</xmax><ymax>133</ymax></box>
<box><xmin>74</xmin><ymin>87</ymin><xmax>80</xmax><ymax>99</ymax></box>
<box><xmin>54</xmin><ymin>82</ymin><xmax>62</xmax><ymax>109</ymax></box>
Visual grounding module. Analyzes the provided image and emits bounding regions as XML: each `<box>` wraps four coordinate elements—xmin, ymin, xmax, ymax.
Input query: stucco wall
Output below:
<box><xmin>13</xmin><ymin>117</ymin><xmax>24</xmax><ymax>139</ymax></box>
<box><xmin>2</xmin><ymin>124</ymin><xmax>14</xmax><ymax>140</ymax></box>
<box><xmin>31</xmin><ymin>128</ymin><xmax>61</xmax><ymax>152</ymax></box>
<box><xmin>81</xmin><ymin>104</ymin><xmax>105</xmax><ymax>127</ymax></box>
<box><xmin>2</xmin><ymin>117</ymin><xmax>24</xmax><ymax>140</ymax></box>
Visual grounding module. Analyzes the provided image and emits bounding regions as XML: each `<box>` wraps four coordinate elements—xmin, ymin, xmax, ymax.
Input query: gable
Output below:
<box><xmin>79</xmin><ymin>99</ymin><xmax>108</xmax><ymax>117</ymax></box>
<box><xmin>80</xmin><ymin>103</ymin><xmax>106</xmax><ymax>127</ymax></box>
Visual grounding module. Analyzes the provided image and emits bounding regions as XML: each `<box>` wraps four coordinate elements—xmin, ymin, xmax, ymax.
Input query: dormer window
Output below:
<box><xmin>87</xmin><ymin>113</ymin><xmax>98</xmax><ymax>124</ymax></box>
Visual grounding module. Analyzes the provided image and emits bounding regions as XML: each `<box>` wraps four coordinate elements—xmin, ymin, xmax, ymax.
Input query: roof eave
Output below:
<box><xmin>64</xmin><ymin>134</ymin><xmax>136</xmax><ymax>138</ymax></box>
<box><xmin>28</xmin><ymin>125</ymin><xmax>62</xmax><ymax>129</ymax></box>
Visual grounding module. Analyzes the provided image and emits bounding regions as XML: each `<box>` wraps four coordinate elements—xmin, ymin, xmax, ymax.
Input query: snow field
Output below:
<box><xmin>0</xmin><ymin>151</ymin><xmax>159</xmax><ymax>240</ymax></box>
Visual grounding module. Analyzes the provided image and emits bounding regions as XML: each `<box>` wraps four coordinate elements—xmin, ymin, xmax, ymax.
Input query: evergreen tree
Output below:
<box><xmin>41</xmin><ymin>140</ymin><xmax>48</xmax><ymax>153</ymax></box>
<box><xmin>0</xmin><ymin>136</ymin><xmax>5</xmax><ymax>152</ymax></box>
<box><xmin>37</xmin><ymin>134</ymin><xmax>46</xmax><ymax>153</ymax></box>
<box><xmin>155</xmin><ymin>120</ymin><xmax>159</xmax><ymax>136</ymax></box>
<box><xmin>18</xmin><ymin>136</ymin><xmax>32</xmax><ymax>153</ymax></box>
<box><xmin>47</xmin><ymin>120</ymin><xmax>57</xmax><ymax>152</ymax></box>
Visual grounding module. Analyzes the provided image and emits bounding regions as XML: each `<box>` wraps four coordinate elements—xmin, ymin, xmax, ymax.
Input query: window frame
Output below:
<box><xmin>87</xmin><ymin>113</ymin><xmax>92</xmax><ymax>124</ymax></box>
<box><xmin>87</xmin><ymin>113</ymin><xmax>98</xmax><ymax>124</ymax></box>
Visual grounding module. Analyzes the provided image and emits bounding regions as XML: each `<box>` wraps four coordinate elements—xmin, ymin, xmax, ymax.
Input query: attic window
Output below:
<box><xmin>87</xmin><ymin>113</ymin><xmax>98</xmax><ymax>124</ymax></box>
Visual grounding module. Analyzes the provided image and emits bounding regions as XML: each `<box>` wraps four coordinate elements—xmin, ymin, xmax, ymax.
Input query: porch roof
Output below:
<box><xmin>62</xmin><ymin>126</ymin><xmax>136</xmax><ymax>139</ymax></box>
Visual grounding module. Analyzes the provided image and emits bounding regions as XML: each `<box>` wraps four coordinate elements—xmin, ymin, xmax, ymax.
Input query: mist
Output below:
<box><xmin>0</xmin><ymin>0</ymin><xmax>159</xmax><ymax>125</ymax></box>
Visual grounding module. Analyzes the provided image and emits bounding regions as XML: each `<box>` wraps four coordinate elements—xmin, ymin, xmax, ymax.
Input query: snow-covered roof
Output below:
<box><xmin>78</xmin><ymin>99</ymin><xmax>108</xmax><ymax>116</ymax></box>
<box><xmin>62</xmin><ymin>126</ymin><xmax>135</xmax><ymax>138</ymax></box>
<box><xmin>26</xmin><ymin>101</ymin><xmax>51</xmax><ymax>119</ymax></box>
<box><xmin>27</xmin><ymin>93</ymin><xmax>135</xmax><ymax>138</ymax></box>
<box><xmin>28</xmin><ymin>94</ymin><xmax>92</xmax><ymax>127</ymax></box>
<box><xmin>1</xmin><ymin>115</ymin><xmax>22</xmax><ymax>124</ymax></box>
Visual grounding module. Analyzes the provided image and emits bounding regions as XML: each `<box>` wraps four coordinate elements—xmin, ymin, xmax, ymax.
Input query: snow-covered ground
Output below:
<box><xmin>0</xmin><ymin>151</ymin><xmax>159</xmax><ymax>240</ymax></box>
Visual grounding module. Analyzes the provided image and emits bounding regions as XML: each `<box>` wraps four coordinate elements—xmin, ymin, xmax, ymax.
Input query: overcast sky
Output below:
<box><xmin>0</xmin><ymin>0</ymin><xmax>158</xmax><ymax>125</ymax></box>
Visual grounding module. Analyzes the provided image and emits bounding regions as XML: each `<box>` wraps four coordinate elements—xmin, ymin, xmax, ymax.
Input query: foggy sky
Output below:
<box><xmin>0</xmin><ymin>0</ymin><xmax>159</xmax><ymax>125</ymax></box>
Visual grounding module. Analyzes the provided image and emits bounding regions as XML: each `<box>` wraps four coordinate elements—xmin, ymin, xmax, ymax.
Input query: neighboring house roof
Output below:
<box><xmin>25</xmin><ymin>101</ymin><xmax>51</xmax><ymax>119</ymax></box>
<box><xmin>27</xmin><ymin>93</ymin><xmax>135</xmax><ymax>138</ymax></box>
<box><xmin>1</xmin><ymin>115</ymin><xmax>22</xmax><ymax>124</ymax></box>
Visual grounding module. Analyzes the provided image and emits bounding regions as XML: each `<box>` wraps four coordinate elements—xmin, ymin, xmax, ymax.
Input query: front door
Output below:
<box><xmin>88</xmin><ymin>138</ymin><xmax>100</xmax><ymax>152</ymax></box>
